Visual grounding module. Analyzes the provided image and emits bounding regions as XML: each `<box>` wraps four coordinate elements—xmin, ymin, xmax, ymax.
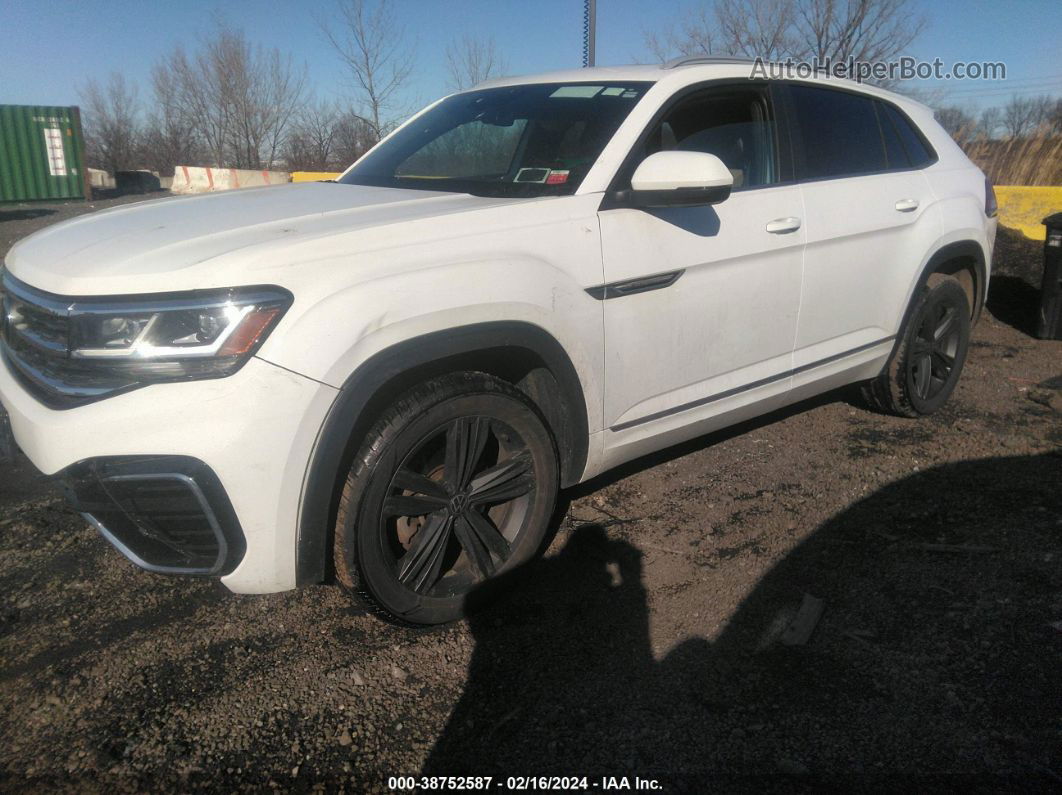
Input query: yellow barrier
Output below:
<box><xmin>995</xmin><ymin>185</ymin><xmax>1062</xmax><ymax>241</ymax></box>
<box><xmin>291</xmin><ymin>171</ymin><xmax>342</xmax><ymax>183</ymax></box>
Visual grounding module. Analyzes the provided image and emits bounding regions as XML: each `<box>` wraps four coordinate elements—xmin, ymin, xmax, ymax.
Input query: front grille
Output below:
<box><xmin>8</xmin><ymin>296</ymin><xmax>70</xmax><ymax>353</ymax></box>
<box><xmin>0</xmin><ymin>271</ymin><xmax>135</xmax><ymax>407</ymax></box>
<box><xmin>2</xmin><ymin>277</ymin><xmax>69</xmax><ymax>352</ymax></box>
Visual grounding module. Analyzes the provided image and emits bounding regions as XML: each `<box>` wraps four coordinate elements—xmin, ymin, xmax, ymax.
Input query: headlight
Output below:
<box><xmin>66</xmin><ymin>286</ymin><xmax>292</xmax><ymax>379</ymax></box>
<box><xmin>1</xmin><ymin>271</ymin><xmax>293</xmax><ymax>406</ymax></box>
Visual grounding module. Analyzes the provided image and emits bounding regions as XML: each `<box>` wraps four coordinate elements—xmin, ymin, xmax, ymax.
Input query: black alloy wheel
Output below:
<box><xmin>384</xmin><ymin>415</ymin><xmax>535</xmax><ymax>596</ymax></box>
<box><xmin>335</xmin><ymin>372</ymin><xmax>559</xmax><ymax>624</ymax></box>
<box><xmin>908</xmin><ymin>296</ymin><xmax>962</xmax><ymax>404</ymax></box>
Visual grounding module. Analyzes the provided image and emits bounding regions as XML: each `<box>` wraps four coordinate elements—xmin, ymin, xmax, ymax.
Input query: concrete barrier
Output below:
<box><xmin>995</xmin><ymin>185</ymin><xmax>1062</xmax><ymax>241</ymax></box>
<box><xmin>291</xmin><ymin>171</ymin><xmax>342</xmax><ymax>182</ymax></box>
<box><xmin>171</xmin><ymin>166</ymin><xmax>291</xmax><ymax>194</ymax></box>
<box><xmin>87</xmin><ymin>168</ymin><xmax>115</xmax><ymax>189</ymax></box>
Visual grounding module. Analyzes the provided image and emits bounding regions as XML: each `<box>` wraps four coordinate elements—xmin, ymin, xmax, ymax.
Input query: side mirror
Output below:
<box><xmin>617</xmin><ymin>151</ymin><xmax>733</xmax><ymax>208</ymax></box>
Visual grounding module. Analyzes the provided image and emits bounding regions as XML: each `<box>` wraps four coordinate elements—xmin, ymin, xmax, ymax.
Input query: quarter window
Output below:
<box><xmin>880</xmin><ymin>102</ymin><xmax>934</xmax><ymax>168</ymax></box>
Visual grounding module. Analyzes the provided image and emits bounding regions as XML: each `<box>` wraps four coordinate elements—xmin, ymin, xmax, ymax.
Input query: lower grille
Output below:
<box><xmin>58</xmin><ymin>456</ymin><xmax>246</xmax><ymax>576</ymax></box>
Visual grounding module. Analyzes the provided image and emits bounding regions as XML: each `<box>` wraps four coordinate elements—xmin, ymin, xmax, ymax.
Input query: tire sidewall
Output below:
<box><xmin>900</xmin><ymin>279</ymin><xmax>971</xmax><ymax>415</ymax></box>
<box><xmin>341</xmin><ymin>378</ymin><xmax>559</xmax><ymax>624</ymax></box>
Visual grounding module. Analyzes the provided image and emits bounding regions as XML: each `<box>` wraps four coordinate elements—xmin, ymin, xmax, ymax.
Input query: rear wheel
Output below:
<box><xmin>862</xmin><ymin>274</ymin><xmax>971</xmax><ymax>417</ymax></box>
<box><xmin>334</xmin><ymin>372</ymin><xmax>559</xmax><ymax>624</ymax></box>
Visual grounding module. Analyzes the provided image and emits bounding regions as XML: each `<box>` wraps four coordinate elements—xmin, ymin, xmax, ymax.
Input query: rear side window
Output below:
<box><xmin>789</xmin><ymin>84</ymin><xmax>886</xmax><ymax>179</ymax></box>
<box><xmin>880</xmin><ymin>102</ymin><xmax>934</xmax><ymax>168</ymax></box>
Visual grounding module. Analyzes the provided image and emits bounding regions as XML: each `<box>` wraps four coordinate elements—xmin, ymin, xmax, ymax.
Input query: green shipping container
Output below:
<box><xmin>0</xmin><ymin>104</ymin><xmax>90</xmax><ymax>202</ymax></box>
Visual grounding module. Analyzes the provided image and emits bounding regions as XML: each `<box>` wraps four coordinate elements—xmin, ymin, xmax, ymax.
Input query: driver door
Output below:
<box><xmin>597</xmin><ymin>84</ymin><xmax>805</xmax><ymax>458</ymax></box>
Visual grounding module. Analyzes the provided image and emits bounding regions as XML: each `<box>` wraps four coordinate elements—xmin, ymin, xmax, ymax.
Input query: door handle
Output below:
<box><xmin>765</xmin><ymin>217</ymin><xmax>801</xmax><ymax>234</ymax></box>
<box><xmin>894</xmin><ymin>198</ymin><xmax>920</xmax><ymax>212</ymax></box>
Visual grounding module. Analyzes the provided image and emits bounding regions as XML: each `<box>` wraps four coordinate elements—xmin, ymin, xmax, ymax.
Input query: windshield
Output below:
<box><xmin>340</xmin><ymin>82</ymin><xmax>651</xmax><ymax>198</ymax></box>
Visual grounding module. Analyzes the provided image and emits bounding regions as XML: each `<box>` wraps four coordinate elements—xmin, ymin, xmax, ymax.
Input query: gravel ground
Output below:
<box><xmin>1</xmin><ymin>197</ymin><xmax>1060</xmax><ymax>792</ymax></box>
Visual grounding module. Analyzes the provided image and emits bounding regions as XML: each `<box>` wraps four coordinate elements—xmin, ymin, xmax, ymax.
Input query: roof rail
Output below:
<box><xmin>661</xmin><ymin>55</ymin><xmax>758</xmax><ymax>70</ymax></box>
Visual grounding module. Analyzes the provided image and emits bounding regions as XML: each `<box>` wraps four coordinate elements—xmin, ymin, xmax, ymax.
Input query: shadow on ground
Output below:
<box><xmin>988</xmin><ymin>275</ymin><xmax>1042</xmax><ymax>337</ymax></box>
<box><xmin>989</xmin><ymin>226</ymin><xmax>1046</xmax><ymax>337</ymax></box>
<box><xmin>423</xmin><ymin>453</ymin><xmax>1062</xmax><ymax>790</ymax></box>
<box><xmin>0</xmin><ymin>208</ymin><xmax>56</xmax><ymax>223</ymax></box>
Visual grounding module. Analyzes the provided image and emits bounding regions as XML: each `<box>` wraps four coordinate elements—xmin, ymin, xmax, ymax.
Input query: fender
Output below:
<box><xmin>295</xmin><ymin>321</ymin><xmax>589</xmax><ymax>586</ymax></box>
<box><xmin>885</xmin><ymin>239</ymin><xmax>988</xmax><ymax>366</ymax></box>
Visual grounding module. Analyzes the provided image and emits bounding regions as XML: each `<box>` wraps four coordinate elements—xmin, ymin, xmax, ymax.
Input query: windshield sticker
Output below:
<box><xmin>549</xmin><ymin>86</ymin><xmax>605</xmax><ymax>99</ymax></box>
<box><xmin>514</xmin><ymin>167</ymin><xmax>551</xmax><ymax>183</ymax></box>
<box><xmin>545</xmin><ymin>170</ymin><xmax>570</xmax><ymax>185</ymax></box>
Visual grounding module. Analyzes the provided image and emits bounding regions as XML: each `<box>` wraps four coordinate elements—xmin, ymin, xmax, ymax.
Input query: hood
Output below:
<box><xmin>5</xmin><ymin>183</ymin><xmax>522</xmax><ymax>296</ymax></box>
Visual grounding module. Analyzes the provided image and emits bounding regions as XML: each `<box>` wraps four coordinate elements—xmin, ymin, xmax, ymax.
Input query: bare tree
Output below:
<box><xmin>154</xmin><ymin>45</ymin><xmax>227</xmax><ymax>168</ymax></box>
<box><xmin>934</xmin><ymin>104</ymin><xmax>977</xmax><ymax>144</ymax></box>
<box><xmin>978</xmin><ymin>106</ymin><xmax>1002</xmax><ymax>140</ymax></box>
<box><xmin>1001</xmin><ymin>94</ymin><xmax>1054</xmax><ymax>138</ymax></box>
<box><xmin>645</xmin><ymin>0</ymin><xmax>925</xmax><ymax>71</ymax></box>
<box><xmin>645</xmin><ymin>6</ymin><xmax>717</xmax><ymax>61</ymax></box>
<box><xmin>445</xmin><ymin>34</ymin><xmax>507</xmax><ymax>91</ymax></box>
<box><xmin>716</xmin><ymin>0</ymin><xmax>798</xmax><ymax>60</ymax></box>
<box><xmin>320</xmin><ymin>0</ymin><xmax>414</xmax><ymax>143</ymax></box>
<box><xmin>79</xmin><ymin>73</ymin><xmax>141</xmax><ymax>174</ymax></box>
<box><xmin>212</xmin><ymin>29</ymin><xmax>307</xmax><ymax>168</ymax></box>
<box><xmin>153</xmin><ymin>27</ymin><xmax>306</xmax><ymax>169</ymax></box>
<box><xmin>140</xmin><ymin>61</ymin><xmax>203</xmax><ymax>175</ymax></box>
<box><xmin>332</xmin><ymin>109</ymin><xmax>378</xmax><ymax>167</ymax></box>
<box><xmin>793</xmin><ymin>0</ymin><xmax>925</xmax><ymax>63</ymax></box>
<box><xmin>284</xmin><ymin>99</ymin><xmax>342</xmax><ymax>171</ymax></box>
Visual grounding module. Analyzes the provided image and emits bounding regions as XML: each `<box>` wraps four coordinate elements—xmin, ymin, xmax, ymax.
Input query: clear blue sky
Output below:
<box><xmin>2</xmin><ymin>0</ymin><xmax>1061</xmax><ymax>115</ymax></box>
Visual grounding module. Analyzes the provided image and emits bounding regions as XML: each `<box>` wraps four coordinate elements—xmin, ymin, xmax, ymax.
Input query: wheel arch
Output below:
<box><xmin>295</xmin><ymin>321</ymin><xmax>589</xmax><ymax>586</ymax></box>
<box><xmin>919</xmin><ymin>240</ymin><xmax>988</xmax><ymax>324</ymax></box>
<box><xmin>881</xmin><ymin>238</ymin><xmax>986</xmax><ymax>379</ymax></box>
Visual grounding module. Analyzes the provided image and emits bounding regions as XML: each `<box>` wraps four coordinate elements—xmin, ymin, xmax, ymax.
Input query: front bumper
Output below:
<box><xmin>0</xmin><ymin>354</ymin><xmax>338</xmax><ymax>592</ymax></box>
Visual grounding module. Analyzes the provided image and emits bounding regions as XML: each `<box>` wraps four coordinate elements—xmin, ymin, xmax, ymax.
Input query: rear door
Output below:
<box><xmin>782</xmin><ymin>83</ymin><xmax>940</xmax><ymax>372</ymax></box>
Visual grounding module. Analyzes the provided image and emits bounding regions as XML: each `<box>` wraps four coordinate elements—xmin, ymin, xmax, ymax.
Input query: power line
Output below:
<box><xmin>938</xmin><ymin>84</ymin><xmax>1062</xmax><ymax>99</ymax></box>
<box><xmin>941</xmin><ymin>78</ymin><xmax>1062</xmax><ymax>95</ymax></box>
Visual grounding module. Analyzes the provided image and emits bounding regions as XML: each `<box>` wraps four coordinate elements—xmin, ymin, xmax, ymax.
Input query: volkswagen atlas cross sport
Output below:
<box><xmin>0</xmin><ymin>58</ymin><xmax>996</xmax><ymax>624</ymax></box>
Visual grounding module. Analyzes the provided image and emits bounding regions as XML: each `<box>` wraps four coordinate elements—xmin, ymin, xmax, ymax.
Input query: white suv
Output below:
<box><xmin>0</xmin><ymin>60</ymin><xmax>996</xmax><ymax>623</ymax></box>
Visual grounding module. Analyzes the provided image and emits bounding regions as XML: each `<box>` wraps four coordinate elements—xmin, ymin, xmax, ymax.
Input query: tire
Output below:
<box><xmin>862</xmin><ymin>274</ymin><xmax>971</xmax><ymax>417</ymax></box>
<box><xmin>334</xmin><ymin>371</ymin><xmax>559</xmax><ymax>625</ymax></box>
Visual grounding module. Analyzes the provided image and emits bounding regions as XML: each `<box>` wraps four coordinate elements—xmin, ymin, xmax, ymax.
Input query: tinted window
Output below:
<box><xmin>644</xmin><ymin>89</ymin><xmax>777</xmax><ymax>188</ymax></box>
<box><xmin>342</xmin><ymin>82</ymin><xmax>649</xmax><ymax>197</ymax></box>
<box><xmin>882</xmin><ymin>102</ymin><xmax>934</xmax><ymax>167</ymax></box>
<box><xmin>789</xmin><ymin>85</ymin><xmax>886</xmax><ymax>179</ymax></box>
<box><xmin>876</xmin><ymin>102</ymin><xmax>910</xmax><ymax>169</ymax></box>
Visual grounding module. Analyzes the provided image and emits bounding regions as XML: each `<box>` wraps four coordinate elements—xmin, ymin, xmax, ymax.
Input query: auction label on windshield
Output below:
<box><xmin>387</xmin><ymin>775</ymin><xmax>663</xmax><ymax>791</ymax></box>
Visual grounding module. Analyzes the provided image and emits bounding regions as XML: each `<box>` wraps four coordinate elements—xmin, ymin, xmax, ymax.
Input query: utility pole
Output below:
<box><xmin>583</xmin><ymin>0</ymin><xmax>596</xmax><ymax>67</ymax></box>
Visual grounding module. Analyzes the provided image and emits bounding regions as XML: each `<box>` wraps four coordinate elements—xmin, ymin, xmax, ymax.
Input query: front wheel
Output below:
<box><xmin>862</xmin><ymin>274</ymin><xmax>971</xmax><ymax>417</ymax></box>
<box><xmin>334</xmin><ymin>372</ymin><xmax>559</xmax><ymax>624</ymax></box>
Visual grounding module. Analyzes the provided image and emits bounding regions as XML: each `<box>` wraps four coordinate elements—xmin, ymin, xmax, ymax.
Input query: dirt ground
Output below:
<box><xmin>0</xmin><ymin>197</ymin><xmax>1060</xmax><ymax>792</ymax></box>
